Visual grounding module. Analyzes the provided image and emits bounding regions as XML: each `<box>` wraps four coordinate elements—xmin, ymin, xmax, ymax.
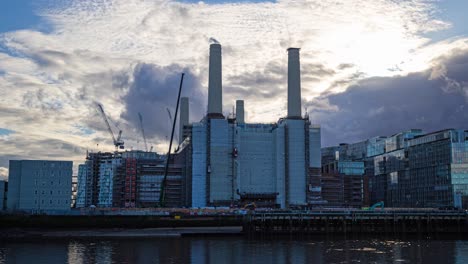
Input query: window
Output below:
<box><xmin>50</xmin><ymin>191</ymin><xmax>53</xmax><ymax>195</ymax></box>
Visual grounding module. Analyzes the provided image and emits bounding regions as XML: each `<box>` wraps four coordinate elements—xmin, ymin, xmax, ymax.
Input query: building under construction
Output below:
<box><xmin>76</xmin><ymin>151</ymin><xmax>188</xmax><ymax>208</ymax></box>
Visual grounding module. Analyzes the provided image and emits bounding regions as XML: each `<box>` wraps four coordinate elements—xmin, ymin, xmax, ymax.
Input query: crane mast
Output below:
<box><xmin>138</xmin><ymin>112</ymin><xmax>148</xmax><ymax>152</ymax></box>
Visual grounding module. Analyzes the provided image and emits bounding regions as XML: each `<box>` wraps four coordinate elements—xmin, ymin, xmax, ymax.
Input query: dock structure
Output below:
<box><xmin>243</xmin><ymin>211</ymin><xmax>468</xmax><ymax>236</ymax></box>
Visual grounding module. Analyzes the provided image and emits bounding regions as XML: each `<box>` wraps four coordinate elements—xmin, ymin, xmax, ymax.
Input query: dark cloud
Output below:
<box><xmin>224</xmin><ymin>59</ymin><xmax>334</xmax><ymax>101</ymax></box>
<box><xmin>337</xmin><ymin>63</ymin><xmax>355</xmax><ymax>70</ymax></box>
<box><xmin>304</xmin><ymin>63</ymin><xmax>336</xmax><ymax>77</ymax></box>
<box><xmin>30</xmin><ymin>50</ymin><xmax>71</xmax><ymax>68</ymax></box>
<box><xmin>22</xmin><ymin>88</ymin><xmax>64</xmax><ymax>112</ymax></box>
<box><xmin>308</xmin><ymin>50</ymin><xmax>468</xmax><ymax>147</ymax></box>
<box><xmin>120</xmin><ymin>63</ymin><xmax>206</xmax><ymax>144</ymax></box>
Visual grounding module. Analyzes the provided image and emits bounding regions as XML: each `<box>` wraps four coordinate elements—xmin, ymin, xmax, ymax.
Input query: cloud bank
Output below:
<box><xmin>0</xmin><ymin>0</ymin><xmax>467</xmax><ymax>176</ymax></box>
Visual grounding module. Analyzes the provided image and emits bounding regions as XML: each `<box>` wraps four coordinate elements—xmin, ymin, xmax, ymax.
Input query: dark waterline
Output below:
<box><xmin>1</xmin><ymin>237</ymin><xmax>468</xmax><ymax>264</ymax></box>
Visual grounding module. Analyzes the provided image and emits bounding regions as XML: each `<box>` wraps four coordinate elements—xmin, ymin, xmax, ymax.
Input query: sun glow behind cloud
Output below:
<box><xmin>0</xmin><ymin>0</ymin><xmax>467</xmax><ymax>175</ymax></box>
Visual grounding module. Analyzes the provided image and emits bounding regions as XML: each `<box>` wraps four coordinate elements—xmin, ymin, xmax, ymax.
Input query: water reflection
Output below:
<box><xmin>1</xmin><ymin>237</ymin><xmax>468</xmax><ymax>264</ymax></box>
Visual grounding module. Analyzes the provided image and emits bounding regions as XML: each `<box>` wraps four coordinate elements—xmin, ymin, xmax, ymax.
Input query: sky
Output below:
<box><xmin>0</xmin><ymin>0</ymin><xmax>467</xmax><ymax>180</ymax></box>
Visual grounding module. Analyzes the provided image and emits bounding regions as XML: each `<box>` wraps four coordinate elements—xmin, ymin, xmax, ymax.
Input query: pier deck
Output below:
<box><xmin>243</xmin><ymin>211</ymin><xmax>468</xmax><ymax>235</ymax></box>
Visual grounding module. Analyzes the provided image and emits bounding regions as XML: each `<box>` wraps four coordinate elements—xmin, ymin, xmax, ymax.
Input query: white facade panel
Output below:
<box><xmin>286</xmin><ymin>120</ymin><xmax>307</xmax><ymax>205</ymax></box>
<box><xmin>192</xmin><ymin>122</ymin><xmax>207</xmax><ymax>207</ymax></box>
<box><xmin>209</xmin><ymin>119</ymin><xmax>233</xmax><ymax>202</ymax></box>
<box><xmin>238</xmin><ymin>125</ymin><xmax>276</xmax><ymax>194</ymax></box>
<box><xmin>275</xmin><ymin>125</ymin><xmax>286</xmax><ymax>208</ymax></box>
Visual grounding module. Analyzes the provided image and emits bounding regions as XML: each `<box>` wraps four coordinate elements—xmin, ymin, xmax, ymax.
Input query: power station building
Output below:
<box><xmin>180</xmin><ymin>44</ymin><xmax>322</xmax><ymax>208</ymax></box>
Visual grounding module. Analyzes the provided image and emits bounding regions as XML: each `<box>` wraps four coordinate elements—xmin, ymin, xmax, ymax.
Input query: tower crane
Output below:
<box><xmin>96</xmin><ymin>103</ymin><xmax>125</xmax><ymax>151</ymax></box>
<box><xmin>138</xmin><ymin>112</ymin><xmax>148</xmax><ymax>152</ymax></box>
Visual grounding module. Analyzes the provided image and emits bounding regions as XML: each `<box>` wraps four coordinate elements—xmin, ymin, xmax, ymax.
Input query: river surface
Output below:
<box><xmin>1</xmin><ymin>237</ymin><xmax>468</xmax><ymax>263</ymax></box>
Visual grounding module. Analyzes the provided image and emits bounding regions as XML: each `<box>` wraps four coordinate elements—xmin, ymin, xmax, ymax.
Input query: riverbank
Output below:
<box><xmin>0</xmin><ymin>226</ymin><xmax>243</xmax><ymax>240</ymax></box>
<box><xmin>0</xmin><ymin>214</ymin><xmax>243</xmax><ymax>228</ymax></box>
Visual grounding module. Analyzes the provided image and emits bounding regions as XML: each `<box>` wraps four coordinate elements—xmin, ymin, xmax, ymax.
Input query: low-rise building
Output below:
<box><xmin>7</xmin><ymin>160</ymin><xmax>72</xmax><ymax>212</ymax></box>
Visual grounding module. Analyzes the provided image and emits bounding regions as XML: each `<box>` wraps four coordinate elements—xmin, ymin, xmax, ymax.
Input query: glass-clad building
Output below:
<box><xmin>323</xmin><ymin>129</ymin><xmax>468</xmax><ymax>209</ymax></box>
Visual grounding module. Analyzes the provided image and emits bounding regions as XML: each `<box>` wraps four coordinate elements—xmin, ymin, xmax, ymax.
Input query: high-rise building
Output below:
<box><xmin>7</xmin><ymin>160</ymin><xmax>72</xmax><ymax>212</ymax></box>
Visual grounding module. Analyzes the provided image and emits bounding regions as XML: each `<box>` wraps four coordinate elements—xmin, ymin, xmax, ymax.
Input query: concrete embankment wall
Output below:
<box><xmin>0</xmin><ymin>215</ymin><xmax>243</xmax><ymax>229</ymax></box>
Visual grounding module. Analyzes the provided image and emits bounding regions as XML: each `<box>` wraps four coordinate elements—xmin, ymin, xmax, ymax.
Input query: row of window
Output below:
<box><xmin>34</xmin><ymin>190</ymin><xmax>67</xmax><ymax>195</ymax></box>
<box><xmin>34</xmin><ymin>199</ymin><xmax>69</xmax><ymax>205</ymax></box>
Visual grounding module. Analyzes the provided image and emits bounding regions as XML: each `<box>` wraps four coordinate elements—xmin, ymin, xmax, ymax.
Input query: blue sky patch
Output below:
<box><xmin>0</xmin><ymin>128</ymin><xmax>15</xmax><ymax>136</ymax></box>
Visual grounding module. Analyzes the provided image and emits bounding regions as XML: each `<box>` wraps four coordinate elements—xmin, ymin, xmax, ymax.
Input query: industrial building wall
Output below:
<box><xmin>191</xmin><ymin>122</ymin><xmax>207</xmax><ymax>207</ymax></box>
<box><xmin>275</xmin><ymin>125</ymin><xmax>286</xmax><ymax>208</ymax></box>
<box><xmin>76</xmin><ymin>164</ymin><xmax>87</xmax><ymax>208</ymax></box>
<box><xmin>209</xmin><ymin>119</ymin><xmax>233</xmax><ymax>204</ymax></box>
<box><xmin>238</xmin><ymin>125</ymin><xmax>276</xmax><ymax>194</ymax></box>
<box><xmin>286</xmin><ymin>120</ymin><xmax>307</xmax><ymax>206</ymax></box>
<box><xmin>308</xmin><ymin>126</ymin><xmax>323</xmax><ymax>205</ymax></box>
<box><xmin>309</xmin><ymin>126</ymin><xmax>321</xmax><ymax>168</ymax></box>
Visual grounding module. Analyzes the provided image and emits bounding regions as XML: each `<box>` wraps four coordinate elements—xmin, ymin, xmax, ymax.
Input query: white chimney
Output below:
<box><xmin>208</xmin><ymin>43</ymin><xmax>223</xmax><ymax>117</ymax></box>
<box><xmin>179</xmin><ymin>97</ymin><xmax>189</xmax><ymax>144</ymax></box>
<box><xmin>287</xmin><ymin>48</ymin><xmax>301</xmax><ymax>119</ymax></box>
<box><xmin>236</xmin><ymin>100</ymin><xmax>244</xmax><ymax>123</ymax></box>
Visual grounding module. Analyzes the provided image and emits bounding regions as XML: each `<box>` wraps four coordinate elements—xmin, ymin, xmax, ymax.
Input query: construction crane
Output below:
<box><xmin>96</xmin><ymin>103</ymin><xmax>124</xmax><ymax>151</ymax></box>
<box><xmin>160</xmin><ymin>73</ymin><xmax>184</xmax><ymax>207</ymax></box>
<box><xmin>138</xmin><ymin>112</ymin><xmax>148</xmax><ymax>152</ymax></box>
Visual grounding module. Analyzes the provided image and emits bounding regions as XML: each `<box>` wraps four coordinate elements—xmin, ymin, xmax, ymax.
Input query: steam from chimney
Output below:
<box><xmin>209</xmin><ymin>37</ymin><xmax>220</xmax><ymax>44</ymax></box>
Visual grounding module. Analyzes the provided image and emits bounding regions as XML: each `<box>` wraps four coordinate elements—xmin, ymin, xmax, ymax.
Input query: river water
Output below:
<box><xmin>1</xmin><ymin>237</ymin><xmax>468</xmax><ymax>263</ymax></box>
